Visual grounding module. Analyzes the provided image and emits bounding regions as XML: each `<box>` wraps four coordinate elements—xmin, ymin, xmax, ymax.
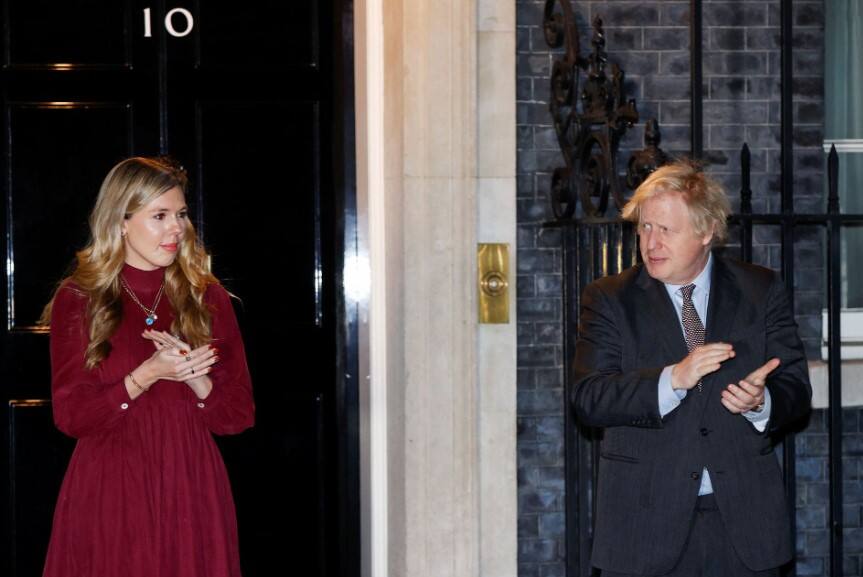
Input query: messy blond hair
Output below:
<box><xmin>621</xmin><ymin>159</ymin><xmax>731</xmax><ymax>244</ymax></box>
<box><xmin>41</xmin><ymin>157</ymin><xmax>219</xmax><ymax>369</ymax></box>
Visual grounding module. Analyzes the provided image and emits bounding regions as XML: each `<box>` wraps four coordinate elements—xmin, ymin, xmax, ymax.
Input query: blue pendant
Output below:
<box><xmin>146</xmin><ymin>316</ymin><xmax>155</xmax><ymax>326</ymax></box>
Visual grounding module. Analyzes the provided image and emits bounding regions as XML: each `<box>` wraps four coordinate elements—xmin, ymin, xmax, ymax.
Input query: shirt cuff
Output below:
<box><xmin>659</xmin><ymin>365</ymin><xmax>687</xmax><ymax>418</ymax></box>
<box><xmin>743</xmin><ymin>388</ymin><xmax>772</xmax><ymax>432</ymax></box>
<box><xmin>195</xmin><ymin>376</ymin><xmax>223</xmax><ymax>412</ymax></box>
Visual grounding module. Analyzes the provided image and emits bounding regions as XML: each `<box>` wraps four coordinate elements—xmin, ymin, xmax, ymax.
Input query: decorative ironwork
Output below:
<box><xmin>626</xmin><ymin>119</ymin><xmax>670</xmax><ymax>192</ymax></box>
<box><xmin>544</xmin><ymin>2</ymin><xmax>667</xmax><ymax>220</ymax></box>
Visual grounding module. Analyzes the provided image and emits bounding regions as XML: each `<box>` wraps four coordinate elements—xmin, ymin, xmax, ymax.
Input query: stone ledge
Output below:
<box><xmin>808</xmin><ymin>360</ymin><xmax>863</xmax><ymax>408</ymax></box>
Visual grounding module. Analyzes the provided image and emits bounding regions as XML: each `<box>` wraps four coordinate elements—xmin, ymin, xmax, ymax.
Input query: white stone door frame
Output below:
<box><xmin>355</xmin><ymin>0</ymin><xmax>517</xmax><ymax>575</ymax></box>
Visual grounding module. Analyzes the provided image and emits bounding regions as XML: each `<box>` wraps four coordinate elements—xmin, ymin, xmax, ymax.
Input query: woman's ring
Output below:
<box><xmin>185</xmin><ymin>355</ymin><xmax>192</xmax><ymax>362</ymax></box>
<box><xmin>191</xmin><ymin>367</ymin><xmax>195</xmax><ymax>374</ymax></box>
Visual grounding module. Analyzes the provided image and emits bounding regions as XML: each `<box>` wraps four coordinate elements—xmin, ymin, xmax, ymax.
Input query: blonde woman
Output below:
<box><xmin>41</xmin><ymin>157</ymin><xmax>254</xmax><ymax>577</ymax></box>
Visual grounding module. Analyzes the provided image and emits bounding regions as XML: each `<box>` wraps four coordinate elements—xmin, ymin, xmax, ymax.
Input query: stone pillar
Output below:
<box><xmin>356</xmin><ymin>0</ymin><xmax>516</xmax><ymax>575</ymax></box>
<box><xmin>477</xmin><ymin>0</ymin><xmax>517</xmax><ymax>575</ymax></box>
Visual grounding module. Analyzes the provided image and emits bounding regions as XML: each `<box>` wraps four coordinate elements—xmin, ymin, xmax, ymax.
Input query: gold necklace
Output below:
<box><xmin>119</xmin><ymin>275</ymin><xmax>166</xmax><ymax>326</ymax></box>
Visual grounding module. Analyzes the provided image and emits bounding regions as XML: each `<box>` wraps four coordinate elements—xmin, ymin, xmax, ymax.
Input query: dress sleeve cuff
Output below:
<box><xmin>194</xmin><ymin>378</ymin><xmax>223</xmax><ymax>412</ymax></box>
<box><xmin>108</xmin><ymin>378</ymin><xmax>133</xmax><ymax>412</ymax></box>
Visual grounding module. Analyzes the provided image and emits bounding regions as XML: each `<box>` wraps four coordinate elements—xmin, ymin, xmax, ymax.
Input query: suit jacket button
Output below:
<box><xmin>700</xmin><ymin>428</ymin><xmax>709</xmax><ymax>436</ymax></box>
<box><xmin>691</xmin><ymin>472</ymin><xmax>700</xmax><ymax>480</ymax></box>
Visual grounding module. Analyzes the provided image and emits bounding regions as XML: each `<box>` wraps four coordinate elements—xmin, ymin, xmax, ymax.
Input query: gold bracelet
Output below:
<box><xmin>128</xmin><ymin>372</ymin><xmax>147</xmax><ymax>393</ymax></box>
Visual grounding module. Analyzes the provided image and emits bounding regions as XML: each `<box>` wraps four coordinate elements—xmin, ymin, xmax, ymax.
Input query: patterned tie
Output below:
<box><xmin>681</xmin><ymin>283</ymin><xmax>706</xmax><ymax>392</ymax></box>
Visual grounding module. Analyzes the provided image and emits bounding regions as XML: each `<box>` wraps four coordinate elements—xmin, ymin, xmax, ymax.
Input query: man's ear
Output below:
<box><xmin>701</xmin><ymin>222</ymin><xmax>716</xmax><ymax>247</ymax></box>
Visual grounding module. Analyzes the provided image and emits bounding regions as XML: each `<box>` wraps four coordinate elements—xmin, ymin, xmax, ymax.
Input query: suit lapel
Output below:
<box><xmin>705</xmin><ymin>257</ymin><xmax>741</xmax><ymax>345</ymax></box>
<box><xmin>699</xmin><ymin>257</ymin><xmax>742</xmax><ymax>394</ymax></box>
<box><xmin>635</xmin><ymin>265</ymin><xmax>688</xmax><ymax>363</ymax></box>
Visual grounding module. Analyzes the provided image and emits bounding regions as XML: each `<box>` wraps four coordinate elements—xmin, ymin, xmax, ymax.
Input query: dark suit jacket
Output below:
<box><xmin>572</xmin><ymin>257</ymin><xmax>812</xmax><ymax>575</ymax></box>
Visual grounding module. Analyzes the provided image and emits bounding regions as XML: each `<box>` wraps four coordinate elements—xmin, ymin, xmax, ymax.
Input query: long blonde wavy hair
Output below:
<box><xmin>41</xmin><ymin>157</ymin><xmax>219</xmax><ymax>369</ymax></box>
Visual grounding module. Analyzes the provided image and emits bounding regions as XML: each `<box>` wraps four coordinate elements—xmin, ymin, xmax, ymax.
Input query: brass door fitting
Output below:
<box><xmin>478</xmin><ymin>243</ymin><xmax>509</xmax><ymax>324</ymax></box>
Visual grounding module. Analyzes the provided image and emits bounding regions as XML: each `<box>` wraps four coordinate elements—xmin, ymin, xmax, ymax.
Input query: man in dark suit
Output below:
<box><xmin>572</xmin><ymin>161</ymin><xmax>811</xmax><ymax>576</ymax></box>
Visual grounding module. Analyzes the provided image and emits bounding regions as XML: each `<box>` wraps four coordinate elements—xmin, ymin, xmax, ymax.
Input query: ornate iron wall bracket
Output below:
<box><xmin>544</xmin><ymin>2</ymin><xmax>667</xmax><ymax>220</ymax></box>
<box><xmin>626</xmin><ymin>119</ymin><xmax>670</xmax><ymax>191</ymax></box>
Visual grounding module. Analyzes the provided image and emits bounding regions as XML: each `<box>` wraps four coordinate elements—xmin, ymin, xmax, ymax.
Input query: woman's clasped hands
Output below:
<box><xmin>136</xmin><ymin>330</ymin><xmax>219</xmax><ymax>398</ymax></box>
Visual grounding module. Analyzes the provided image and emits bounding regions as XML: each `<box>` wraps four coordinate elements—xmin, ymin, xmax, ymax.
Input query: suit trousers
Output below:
<box><xmin>601</xmin><ymin>495</ymin><xmax>781</xmax><ymax>577</ymax></box>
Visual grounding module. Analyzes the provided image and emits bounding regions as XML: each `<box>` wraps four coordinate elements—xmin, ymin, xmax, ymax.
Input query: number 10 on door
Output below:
<box><xmin>143</xmin><ymin>7</ymin><xmax>195</xmax><ymax>38</ymax></box>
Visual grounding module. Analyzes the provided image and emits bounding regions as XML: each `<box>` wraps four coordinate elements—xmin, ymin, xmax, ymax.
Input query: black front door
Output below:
<box><xmin>0</xmin><ymin>2</ymin><xmax>359</xmax><ymax>576</ymax></box>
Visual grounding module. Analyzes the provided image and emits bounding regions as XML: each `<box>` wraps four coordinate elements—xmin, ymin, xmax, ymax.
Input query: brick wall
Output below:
<box><xmin>796</xmin><ymin>408</ymin><xmax>863</xmax><ymax>575</ymax></box>
<box><xmin>516</xmin><ymin>1</ymin><xmax>827</xmax><ymax>576</ymax></box>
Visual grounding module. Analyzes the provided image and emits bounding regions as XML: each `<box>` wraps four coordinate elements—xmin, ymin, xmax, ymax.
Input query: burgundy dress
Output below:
<box><xmin>43</xmin><ymin>264</ymin><xmax>254</xmax><ymax>577</ymax></box>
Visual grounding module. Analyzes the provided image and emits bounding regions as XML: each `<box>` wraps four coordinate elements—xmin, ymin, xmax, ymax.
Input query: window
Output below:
<box><xmin>824</xmin><ymin>1</ymin><xmax>863</xmax><ymax>359</ymax></box>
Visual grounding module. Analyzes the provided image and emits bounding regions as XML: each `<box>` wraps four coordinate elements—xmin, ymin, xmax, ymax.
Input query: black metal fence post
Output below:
<box><xmin>826</xmin><ymin>146</ymin><xmax>843</xmax><ymax>577</ymax></box>
<box><xmin>690</xmin><ymin>0</ymin><xmax>703</xmax><ymax>159</ymax></box>
<box><xmin>740</xmin><ymin>144</ymin><xmax>753</xmax><ymax>264</ymax></box>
